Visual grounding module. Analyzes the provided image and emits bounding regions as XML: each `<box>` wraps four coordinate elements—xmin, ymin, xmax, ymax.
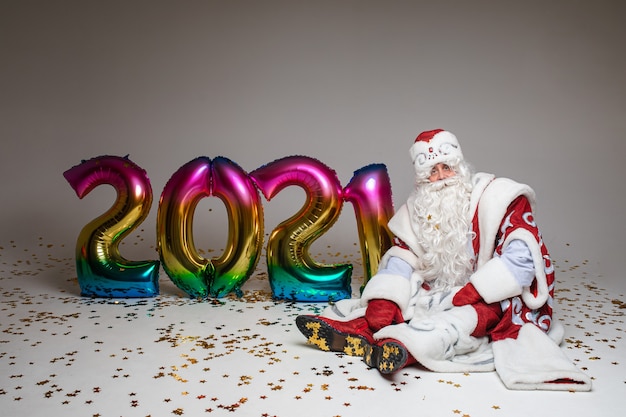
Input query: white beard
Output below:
<box><xmin>410</xmin><ymin>175</ymin><xmax>474</xmax><ymax>291</ymax></box>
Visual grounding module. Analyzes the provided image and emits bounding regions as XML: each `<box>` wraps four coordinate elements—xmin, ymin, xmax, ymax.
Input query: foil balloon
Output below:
<box><xmin>157</xmin><ymin>157</ymin><xmax>213</xmax><ymax>298</ymax></box>
<box><xmin>157</xmin><ymin>157</ymin><xmax>263</xmax><ymax>298</ymax></box>
<box><xmin>209</xmin><ymin>157</ymin><xmax>264</xmax><ymax>297</ymax></box>
<box><xmin>63</xmin><ymin>155</ymin><xmax>160</xmax><ymax>298</ymax></box>
<box><xmin>343</xmin><ymin>164</ymin><xmax>395</xmax><ymax>290</ymax></box>
<box><xmin>250</xmin><ymin>156</ymin><xmax>352</xmax><ymax>302</ymax></box>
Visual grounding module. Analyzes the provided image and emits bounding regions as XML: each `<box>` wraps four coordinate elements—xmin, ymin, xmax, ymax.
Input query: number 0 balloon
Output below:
<box><xmin>209</xmin><ymin>157</ymin><xmax>264</xmax><ymax>297</ymax></box>
<box><xmin>157</xmin><ymin>157</ymin><xmax>214</xmax><ymax>298</ymax></box>
<box><xmin>157</xmin><ymin>157</ymin><xmax>263</xmax><ymax>298</ymax></box>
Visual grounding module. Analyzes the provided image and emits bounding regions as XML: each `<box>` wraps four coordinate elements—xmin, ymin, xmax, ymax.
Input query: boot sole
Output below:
<box><xmin>295</xmin><ymin>316</ymin><xmax>368</xmax><ymax>357</ymax></box>
<box><xmin>363</xmin><ymin>341</ymin><xmax>408</xmax><ymax>374</ymax></box>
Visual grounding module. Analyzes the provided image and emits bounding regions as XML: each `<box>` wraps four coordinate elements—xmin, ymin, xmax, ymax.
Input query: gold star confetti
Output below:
<box><xmin>0</xmin><ymin>238</ymin><xmax>623</xmax><ymax>416</ymax></box>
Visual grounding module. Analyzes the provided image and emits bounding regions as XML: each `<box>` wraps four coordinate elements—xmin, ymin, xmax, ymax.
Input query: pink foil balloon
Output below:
<box><xmin>157</xmin><ymin>157</ymin><xmax>213</xmax><ymax>298</ymax></box>
<box><xmin>343</xmin><ymin>164</ymin><xmax>395</xmax><ymax>290</ymax></box>
<box><xmin>210</xmin><ymin>157</ymin><xmax>264</xmax><ymax>297</ymax></box>
<box><xmin>157</xmin><ymin>157</ymin><xmax>263</xmax><ymax>298</ymax></box>
<box><xmin>251</xmin><ymin>156</ymin><xmax>352</xmax><ymax>302</ymax></box>
<box><xmin>63</xmin><ymin>155</ymin><xmax>160</xmax><ymax>297</ymax></box>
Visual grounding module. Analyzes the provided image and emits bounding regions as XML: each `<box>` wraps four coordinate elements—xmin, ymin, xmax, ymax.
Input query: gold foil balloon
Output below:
<box><xmin>63</xmin><ymin>155</ymin><xmax>160</xmax><ymax>297</ymax></box>
<box><xmin>209</xmin><ymin>157</ymin><xmax>264</xmax><ymax>297</ymax></box>
<box><xmin>157</xmin><ymin>157</ymin><xmax>263</xmax><ymax>298</ymax></box>
<box><xmin>157</xmin><ymin>157</ymin><xmax>213</xmax><ymax>298</ymax></box>
<box><xmin>343</xmin><ymin>164</ymin><xmax>395</xmax><ymax>290</ymax></box>
<box><xmin>250</xmin><ymin>156</ymin><xmax>352</xmax><ymax>302</ymax></box>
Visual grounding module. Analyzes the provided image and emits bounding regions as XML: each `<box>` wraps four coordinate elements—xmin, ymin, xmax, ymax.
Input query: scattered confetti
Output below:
<box><xmin>0</xmin><ymin>238</ymin><xmax>624</xmax><ymax>416</ymax></box>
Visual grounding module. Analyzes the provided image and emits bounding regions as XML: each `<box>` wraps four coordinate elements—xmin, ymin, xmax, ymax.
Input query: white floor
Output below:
<box><xmin>1</xmin><ymin>237</ymin><xmax>624</xmax><ymax>417</ymax></box>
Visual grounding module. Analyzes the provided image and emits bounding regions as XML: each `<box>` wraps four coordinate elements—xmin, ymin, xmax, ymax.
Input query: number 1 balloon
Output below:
<box><xmin>343</xmin><ymin>164</ymin><xmax>395</xmax><ymax>290</ymax></box>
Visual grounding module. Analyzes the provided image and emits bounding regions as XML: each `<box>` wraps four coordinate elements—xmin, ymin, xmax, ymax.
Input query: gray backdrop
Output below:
<box><xmin>1</xmin><ymin>1</ymin><xmax>624</xmax><ymax>282</ymax></box>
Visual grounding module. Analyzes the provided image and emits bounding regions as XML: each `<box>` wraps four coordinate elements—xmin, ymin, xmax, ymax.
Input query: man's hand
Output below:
<box><xmin>452</xmin><ymin>282</ymin><xmax>483</xmax><ymax>306</ymax></box>
<box><xmin>365</xmin><ymin>299</ymin><xmax>404</xmax><ymax>331</ymax></box>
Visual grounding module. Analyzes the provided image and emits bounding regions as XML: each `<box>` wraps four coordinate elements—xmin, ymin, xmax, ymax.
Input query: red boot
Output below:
<box><xmin>363</xmin><ymin>338</ymin><xmax>416</xmax><ymax>374</ymax></box>
<box><xmin>295</xmin><ymin>315</ymin><xmax>374</xmax><ymax>357</ymax></box>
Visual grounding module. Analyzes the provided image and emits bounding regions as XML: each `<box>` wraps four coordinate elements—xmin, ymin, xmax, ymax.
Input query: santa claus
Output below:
<box><xmin>296</xmin><ymin>129</ymin><xmax>591</xmax><ymax>391</ymax></box>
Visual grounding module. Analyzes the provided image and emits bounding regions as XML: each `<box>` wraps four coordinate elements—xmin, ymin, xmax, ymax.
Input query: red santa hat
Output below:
<box><xmin>410</xmin><ymin>129</ymin><xmax>464</xmax><ymax>172</ymax></box>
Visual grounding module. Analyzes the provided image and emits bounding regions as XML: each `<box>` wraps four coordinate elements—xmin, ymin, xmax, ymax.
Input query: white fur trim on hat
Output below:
<box><xmin>410</xmin><ymin>129</ymin><xmax>464</xmax><ymax>172</ymax></box>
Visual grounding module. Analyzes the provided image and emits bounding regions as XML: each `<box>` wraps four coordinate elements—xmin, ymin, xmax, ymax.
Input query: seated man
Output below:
<box><xmin>296</xmin><ymin>129</ymin><xmax>591</xmax><ymax>391</ymax></box>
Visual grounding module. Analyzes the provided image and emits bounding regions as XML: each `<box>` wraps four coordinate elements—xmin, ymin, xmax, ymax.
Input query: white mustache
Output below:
<box><xmin>427</xmin><ymin>176</ymin><xmax>462</xmax><ymax>191</ymax></box>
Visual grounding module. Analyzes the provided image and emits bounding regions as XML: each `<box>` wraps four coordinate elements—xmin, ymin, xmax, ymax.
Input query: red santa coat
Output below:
<box><xmin>322</xmin><ymin>173</ymin><xmax>591</xmax><ymax>391</ymax></box>
<box><xmin>466</xmin><ymin>174</ymin><xmax>554</xmax><ymax>342</ymax></box>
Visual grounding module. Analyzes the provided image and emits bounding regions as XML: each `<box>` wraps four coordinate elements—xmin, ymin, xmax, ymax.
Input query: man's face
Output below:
<box><xmin>428</xmin><ymin>163</ymin><xmax>456</xmax><ymax>183</ymax></box>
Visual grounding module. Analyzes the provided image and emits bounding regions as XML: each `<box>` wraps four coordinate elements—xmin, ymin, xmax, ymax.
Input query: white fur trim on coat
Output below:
<box><xmin>360</xmin><ymin>272</ymin><xmax>412</xmax><ymax>312</ymax></box>
<box><xmin>386</xmin><ymin>204</ymin><xmax>422</xmax><ymax>257</ymax></box>
<box><xmin>379</xmin><ymin>245</ymin><xmax>420</xmax><ymax>271</ymax></box>
<box><xmin>373</xmin><ymin>305</ymin><xmax>494</xmax><ymax>373</ymax></box>
<box><xmin>493</xmin><ymin>323</ymin><xmax>592</xmax><ymax>391</ymax></box>
<box><xmin>502</xmin><ymin>229</ymin><xmax>551</xmax><ymax>310</ymax></box>
<box><xmin>470</xmin><ymin>257</ymin><xmax>523</xmax><ymax>304</ymax></box>
<box><xmin>475</xmin><ymin>177</ymin><xmax>536</xmax><ymax>269</ymax></box>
